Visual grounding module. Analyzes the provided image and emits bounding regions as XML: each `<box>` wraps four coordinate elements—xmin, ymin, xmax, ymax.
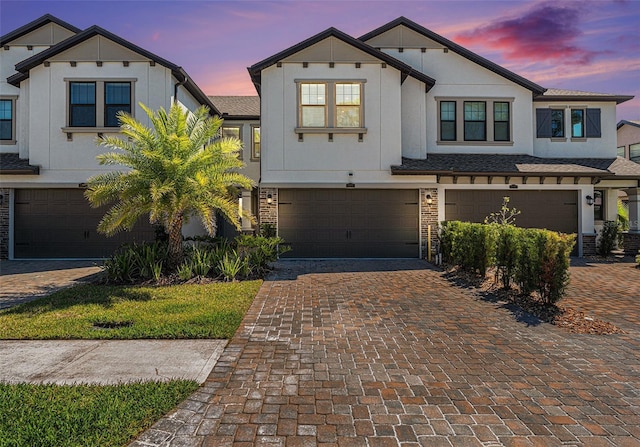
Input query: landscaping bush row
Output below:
<box><xmin>440</xmin><ymin>221</ymin><xmax>575</xmax><ymax>304</ymax></box>
<box><xmin>103</xmin><ymin>235</ymin><xmax>289</xmax><ymax>284</ymax></box>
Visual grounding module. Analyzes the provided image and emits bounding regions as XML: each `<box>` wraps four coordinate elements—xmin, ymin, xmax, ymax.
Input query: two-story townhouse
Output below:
<box><xmin>0</xmin><ymin>15</ymin><xmax>223</xmax><ymax>259</ymax></box>
<box><xmin>249</xmin><ymin>17</ymin><xmax>640</xmax><ymax>258</ymax></box>
<box><xmin>208</xmin><ymin>95</ymin><xmax>261</xmax><ymax>236</ymax></box>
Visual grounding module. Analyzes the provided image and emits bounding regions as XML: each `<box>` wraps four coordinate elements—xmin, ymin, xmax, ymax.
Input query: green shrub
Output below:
<box><xmin>218</xmin><ymin>250</ymin><xmax>243</xmax><ymax>282</ymax></box>
<box><xmin>441</xmin><ymin>221</ymin><xmax>575</xmax><ymax>304</ymax></box>
<box><xmin>536</xmin><ymin>230</ymin><xmax>575</xmax><ymax>305</ymax></box>
<box><xmin>597</xmin><ymin>220</ymin><xmax>619</xmax><ymax>256</ymax></box>
<box><xmin>103</xmin><ymin>248</ymin><xmax>138</xmax><ymax>283</ymax></box>
<box><xmin>494</xmin><ymin>224</ymin><xmax>521</xmax><ymax>289</ymax></box>
<box><xmin>188</xmin><ymin>244</ymin><xmax>215</xmax><ymax>277</ymax></box>
<box><xmin>177</xmin><ymin>262</ymin><xmax>193</xmax><ymax>281</ymax></box>
<box><xmin>103</xmin><ymin>242</ymin><xmax>168</xmax><ymax>283</ymax></box>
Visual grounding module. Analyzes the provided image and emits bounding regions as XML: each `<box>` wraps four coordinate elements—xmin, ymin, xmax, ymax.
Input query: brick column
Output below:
<box><xmin>582</xmin><ymin>234</ymin><xmax>597</xmax><ymax>256</ymax></box>
<box><xmin>258</xmin><ymin>187</ymin><xmax>278</xmax><ymax>232</ymax></box>
<box><xmin>0</xmin><ymin>188</ymin><xmax>9</xmax><ymax>259</ymax></box>
<box><xmin>420</xmin><ymin>188</ymin><xmax>439</xmax><ymax>259</ymax></box>
<box><xmin>622</xmin><ymin>233</ymin><xmax>640</xmax><ymax>257</ymax></box>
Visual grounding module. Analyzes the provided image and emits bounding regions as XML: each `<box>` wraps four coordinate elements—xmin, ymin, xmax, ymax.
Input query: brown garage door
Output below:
<box><xmin>14</xmin><ymin>189</ymin><xmax>157</xmax><ymax>258</ymax></box>
<box><xmin>445</xmin><ymin>190</ymin><xmax>578</xmax><ymax>233</ymax></box>
<box><xmin>278</xmin><ymin>189</ymin><xmax>419</xmax><ymax>258</ymax></box>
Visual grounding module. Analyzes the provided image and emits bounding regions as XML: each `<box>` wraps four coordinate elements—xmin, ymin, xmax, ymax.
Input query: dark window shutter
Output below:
<box><xmin>536</xmin><ymin>109</ymin><xmax>552</xmax><ymax>138</ymax></box>
<box><xmin>586</xmin><ymin>108</ymin><xmax>601</xmax><ymax>138</ymax></box>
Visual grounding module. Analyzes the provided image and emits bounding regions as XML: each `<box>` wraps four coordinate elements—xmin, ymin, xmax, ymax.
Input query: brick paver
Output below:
<box><xmin>0</xmin><ymin>260</ymin><xmax>102</xmax><ymax>309</ymax></box>
<box><xmin>133</xmin><ymin>259</ymin><xmax>640</xmax><ymax>446</ymax></box>
<box><xmin>564</xmin><ymin>258</ymin><xmax>640</xmax><ymax>333</ymax></box>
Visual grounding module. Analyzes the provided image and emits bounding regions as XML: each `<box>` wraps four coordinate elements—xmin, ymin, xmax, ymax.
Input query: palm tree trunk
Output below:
<box><xmin>168</xmin><ymin>215</ymin><xmax>184</xmax><ymax>269</ymax></box>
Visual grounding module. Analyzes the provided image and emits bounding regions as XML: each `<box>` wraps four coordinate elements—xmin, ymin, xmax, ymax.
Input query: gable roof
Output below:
<box><xmin>7</xmin><ymin>25</ymin><xmax>219</xmax><ymax>115</ymax></box>
<box><xmin>248</xmin><ymin>27</ymin><xmax>436</xmax><ymax>95</ymax></box>
<box><xmin>538</xmin><ymin>89</ymin><xmax>633</xmax><ymax>105</ymax></box>
<box><xmin>359</xmin><ymin>17</ymin><xmax>547</xmax><ymax>96</ymax></box>
<box><xmin>209</xmin><ymin>96</ymin><xmax>260</xmax><ymax>119</ymax></box>
<box><xmin>617</xmin><ymin>120</ymin><xmax>640</xmax><ymax>130</ymax></box>
<box><xmin>0</xmin><ymin>14</ymin><xmax>81</xmax><ymax>47</ymax></box>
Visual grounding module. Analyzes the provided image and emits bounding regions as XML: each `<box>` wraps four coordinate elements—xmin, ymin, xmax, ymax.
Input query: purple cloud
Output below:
<box><xmin>455</xmin><ymin>2</ymin><xmax>602</xmax><ymax>65</ymax></box>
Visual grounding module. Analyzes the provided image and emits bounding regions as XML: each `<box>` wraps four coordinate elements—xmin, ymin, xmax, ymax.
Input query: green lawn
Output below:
<box><xmin>0</xmin><ymin>281</ymin><xmax>262</xmax><ymax>339</ymax></box>
<box><xmin>0</xmin><ymin>380</ymin><xmax>199</xmax><ymax>447</ymax></box>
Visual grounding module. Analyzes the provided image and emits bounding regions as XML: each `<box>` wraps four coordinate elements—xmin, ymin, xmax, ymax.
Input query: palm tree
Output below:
<box><xmin>85</xmin><ymin>103</ymin><xmax>255</xmax><ymax>267</ymax></box>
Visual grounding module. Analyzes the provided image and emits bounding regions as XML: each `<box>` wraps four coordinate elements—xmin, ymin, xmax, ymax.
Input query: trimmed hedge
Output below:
<box><xmin>440</xmin><ymin>221</ymin><xmax>575</xmax><ymax>305</ymax></box>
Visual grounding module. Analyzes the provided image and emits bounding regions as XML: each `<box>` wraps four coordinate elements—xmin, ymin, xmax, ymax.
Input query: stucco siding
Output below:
<box><xmin>532</xmin><ymin>101</ymin><xmax>617</xmax><ymax>158</ymax></box>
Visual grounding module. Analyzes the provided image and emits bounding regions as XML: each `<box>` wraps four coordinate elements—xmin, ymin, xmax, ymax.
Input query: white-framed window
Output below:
<box><xmin>296</xmin><ymin>80</ymin><xmax>366</xmax><ymax>133</ymax></box>
<box><xmin>251</xmin><ymin>126</ymin><xmax>260</xmax><ymax>160</ymax></box>
<box><xmin>221</xmin><ymin>125</ymin><xmax>243</xmax><ymax>160</ymax></box>
<box><xmin>551</xmin><ymin>109</ymin><xmax>565</xmax><ymax>138</ymax></box>
<box><xmin>0</xmin><ymin>96</ymin><xmax>16</xmax><ymax>144</ymax></box>
<box><xmin>436</xmin><ymin>97</ymin><xmax>513</xmax><ymax>144</ymax></box>
<box><xmin>64</xmin><ymin>78</ymin><xmax>135</xmax><ymax>131</ymax></box>
<box><xmin>617</xmin><ymin>146</ymin><xmax>626</xmax><ymax>157</ymax></box>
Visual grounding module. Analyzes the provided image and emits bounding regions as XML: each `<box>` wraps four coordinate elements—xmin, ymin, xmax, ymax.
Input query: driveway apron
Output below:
<box><xmin>134</xmin><ymin>260</ymin><xmax>640</xmax><ymax>447</ymax></box>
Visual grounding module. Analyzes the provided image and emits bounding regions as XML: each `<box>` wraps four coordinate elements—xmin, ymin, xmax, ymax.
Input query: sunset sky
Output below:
<box><xmin>2</xmin><ymin>0</ymin><xmax>639</xmax><ymax>120</ymax></box>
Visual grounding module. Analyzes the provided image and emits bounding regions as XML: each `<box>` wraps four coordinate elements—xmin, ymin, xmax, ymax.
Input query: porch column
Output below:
<box><xmin>624</xmin><ymin>187</ymin><xmax>640</xmax><ymax>233</ymax></box>
<box><xmin>240</xmin><ymin>189</ymin><xmax>253</xmax><ymax>233</ymax></box>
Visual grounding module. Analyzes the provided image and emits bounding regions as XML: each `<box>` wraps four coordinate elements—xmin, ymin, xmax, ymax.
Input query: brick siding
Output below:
<box><xmin>622</xmin><ymin>233</ymin><xmax>640</xmax><ymax>256</ymax></box>
<box><xmin>258</xmin><ymin>187</ymin><xmax>278</xmax><ymax>229</ymax></box>
<box><xmin>420</xmin><ymin>188</ymin><xmax>438</xmax><ymax>259</ymax></box>
<box><xmin>0</xmin><ymin>188</ymin><xmax>9</xmax><ymax>259</ymax></box>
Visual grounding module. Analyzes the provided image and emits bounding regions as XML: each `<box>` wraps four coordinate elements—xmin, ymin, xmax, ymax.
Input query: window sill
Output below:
<box><xmin>294</xmin><ymin>127</ymin><xmax>367</xmax><ymax>134</ymax></box>
<box><xmin>0</xmin><ymin>140</ymin><xmax>17</xmax><ymax>145</ymax></box>
<box><xmin>61</xmin><ymin>127</ymin><xmax>121</xmax><ymax>133</ymax></box>
<box><xmin>436</xmin><ymin>140</ymin><xmax>514</xmax><ymax>146</ymax></box>
<box><xmin>550</xmin><ymin>137</ymin><xmax>567</xmax><ymax>142</ymax></box>
<box><xmin>571</xmin><ymin>138</ymin><xmax>587</xmax><ymax>142</ymax></box>
<box><xmin>250</xmin><ymin>157</ymin><xmax>260</xmax><ymax>162</ymax></box>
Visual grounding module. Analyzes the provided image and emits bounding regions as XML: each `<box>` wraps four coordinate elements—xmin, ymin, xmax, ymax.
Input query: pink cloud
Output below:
<box><xmin>455</xmin><ymin>2</ymin><xmax>603</xmax><ymax>65</ymax></box>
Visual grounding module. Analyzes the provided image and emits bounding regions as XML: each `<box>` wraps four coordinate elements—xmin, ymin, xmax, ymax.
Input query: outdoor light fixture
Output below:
<box><xmin>0</xmin><ymin>194</ymin><xmax>3</xmax><ymax>206</ymax></box>
<box><xmin>266</xmin><ymin>194</ymin><xmax>273</xmax><ymax>204</ymax></box>
<box><xmin>586</xmin><ymin>195</ymin><xmax>594</xmax><ymax>206</ymax></box>
<box><xmin>426</xmin><ymin>194</ymin><xmax>433</xmax><ymax>205</ymax></box>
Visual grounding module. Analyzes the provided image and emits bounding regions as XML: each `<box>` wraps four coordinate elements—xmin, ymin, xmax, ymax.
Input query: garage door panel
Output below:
<box><xmin>278</xmin><ymin>189</ymin><xmax>419</xmax><ymax>258</ymax></box>
<box><xmin>445</xmin><ymin>190</ymin><xmax>577</xmax><ymax>234</ymax></box>
<box><xmin>15</xmin><ymin>189</ymin><xmax>156</xmax><ymax>258</ymax></box>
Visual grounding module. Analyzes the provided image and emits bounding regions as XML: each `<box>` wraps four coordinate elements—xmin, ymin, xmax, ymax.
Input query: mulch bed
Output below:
<box><xmin>442</xmin><ymin>267</ymin><xmax>625</xmax><ymax>335</ymax></box>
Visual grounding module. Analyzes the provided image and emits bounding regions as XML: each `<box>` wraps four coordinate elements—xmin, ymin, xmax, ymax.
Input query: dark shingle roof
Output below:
<box><xmin>538</xmin><ymin>89</ymin><xmax>633</xmax><ymax>105</ymax></box>
<box><xmin>391</xmin><ymin>154</ymin><xmax>640</xmax><ymax>179</ymax></box>
<box><xmin>0</xmin><ymin>153</ymin><xmax>39</xmax><ymax>175</ymax></box>
<box><xmin>209</xmin><ymin>96</ymin><xmax>260</xmax><ymax>119</ymax></box>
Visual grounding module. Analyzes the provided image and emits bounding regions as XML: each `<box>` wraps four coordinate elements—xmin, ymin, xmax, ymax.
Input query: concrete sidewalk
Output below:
<box><xmin>0</xmin><ymin>339</ymin><xmax>227</xmax><ymax>385</ymax></box>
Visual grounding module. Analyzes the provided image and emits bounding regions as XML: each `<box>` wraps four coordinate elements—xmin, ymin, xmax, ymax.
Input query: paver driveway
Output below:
<box><xmin>135</xmin><ymin>260</ymin><xmax>640</xmax><ymax>447</ymax></box>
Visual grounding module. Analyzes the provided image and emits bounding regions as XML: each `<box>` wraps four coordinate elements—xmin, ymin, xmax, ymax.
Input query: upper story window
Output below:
<box><xmin>436</xmin><ymin>98</ymin><xmax>512</xmax><ymax>145</ymax></box>
<box><xmin>300</xmin><ymin>83</ymin><xmax>326</xmax><ymax>127</ymax></box>
<box><xmin>335</xmin><ymin>83</ymin><xmax>361</xmax><ymax>128</ymax></box>
<box><xmin>65</xmin><ymin>79</ymin><xmax>135</xmax><ymax>132</ymax></box>
<box><xmin>105</xmin><ymin>82</ymin><xmax>132</xmax><ymax>127</ymax></box>
<box><xmin>617</xmin><ymin>146</ymin><xmax>626</xmax><ymax>157</ymax></box>
<box><xmin>70</xmin><ymin>82</ymin><xmax>96</xmax><ymax>127</ymax></box>
<box><xmin>631</xmin><ymin>143</ymin><xmax>640</xmax><ymax>163</ymax></box>
<box><xmin>571</xmin><ymin>109</ymin><xmax>584</xmax><ymax>138</ymax></box>
<box><xmin>221</xmin><ymin>125</ymin><xmax>242</xmax><ymax>159</ymax></box>
<box><xmin>464</xmin><ymin>101</ymin><xmax>486</xmax><ymax>141</ymax></box>
<box><xmin>536</xmin><ymin>108</ymin><xmax>601</xmax><ymax>140</ymax></box>
<box><xmin>493</xmin><ymin>102</ymin><xmax>510</xmax><ymax>141</ymax></box>
<box><xmin>551</xmin><ymin>109</ymin><xmax>565</xmax><ymax>138</ymax></box>
<box><xmin>251</xmin><ymin>126</ymin><xmax>260</xmax><ymax>160</ymax></box>
<box><xmin>0</xmin><ymin>98</ymin><xmax>16</xmax><ymax>143</ymax></box>
<box><xmin>593</xmin><ymin>190</ymin><xmax>604</xmax><ymax>221</ymax></box>
<box><xmin>296</xmin><ymin>80</ymin><xmax>366</xmax><ymax>135</ymax></box>
<box><xmin>440</xmin><ymin>101</ymin><xmax>456</xmax><ymax>141</ymax></box>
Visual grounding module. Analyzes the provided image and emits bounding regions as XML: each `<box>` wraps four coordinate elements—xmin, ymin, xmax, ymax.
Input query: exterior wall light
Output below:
<box><xmin>586</xmin><ymin>195</ymin><xmax>594</xmax><ymax>206</ymax></box>
<box><xmin>426</xmin><ymin>194</ymin><xmax>433</xmax><ymax>205</ymax></box>
<box><xmin>266</xmin><ymin>194</ymin><xmax>273</xmax><ymax>205</ymax></box>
